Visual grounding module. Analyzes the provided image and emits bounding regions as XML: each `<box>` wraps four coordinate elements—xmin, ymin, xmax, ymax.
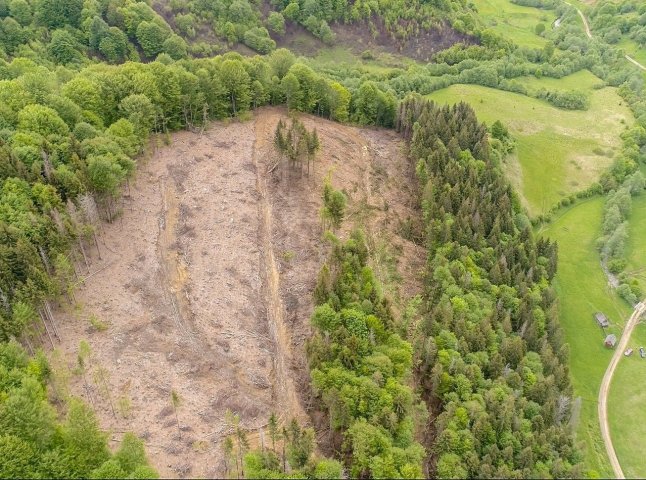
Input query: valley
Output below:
<box><xmin>1</xmin><ymin>0</ymin><xmax>646</xmax><ymax>477</ymax></box>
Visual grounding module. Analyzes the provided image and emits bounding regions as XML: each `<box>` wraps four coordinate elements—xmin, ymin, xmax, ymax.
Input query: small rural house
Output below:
<box><xmin>605</xmin><ymin>334</ymin><xmax>617</xmax><ymax>348</ymax></box>
<box><xmin>595</xmin><ymin>312</ymin><xmax>610</xmax><ymax>328</ymax></box>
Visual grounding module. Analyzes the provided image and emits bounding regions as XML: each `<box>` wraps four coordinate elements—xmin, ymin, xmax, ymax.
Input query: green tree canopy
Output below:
<box><xmin>48</xmin><ymin>29</ymin><xmax>83</xmax><ymax>65</ymax></box>
<box><xmin>136</xmin><ymin>21</ymin><xmax>170</xmax><ymax>58</ymax></box>
<box><xmin>35</xmin><ymin>0</ymin><xmax>83</xmax><ymax>29</ymax></box>
<box><xmin>18</xmin><ymin>104</ymin><xmax>70</xmax><ymax>137</ymax></box>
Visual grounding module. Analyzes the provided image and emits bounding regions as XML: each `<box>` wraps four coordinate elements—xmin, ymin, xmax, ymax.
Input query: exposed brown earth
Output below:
<box><xmin>332</xmin><ymin>19</ymin><xmax>476</xmax><ymax>62</ymax></box>
<box><xmin>51</xmin><ymin>108</ymin><xmax>423</xmax><ymax>477</ymax></box>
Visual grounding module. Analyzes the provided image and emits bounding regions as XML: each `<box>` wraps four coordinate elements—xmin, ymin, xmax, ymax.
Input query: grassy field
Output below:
<box><xmin>310</xmin><ymin>46</ymin><xmax>414</xmax><ymax>74</ymax></box>
<box><xmin>517</xmin><ymin>69</ymin><xmax>603</xmax><ymax>92</ymax></box>
<box><xmin>608</xmin><ymin>321</ymin><xmax>646</xmax><ymax>479</ymax></box>
<box><xmin>625</xmin><ymin>191</ymin><xmax>646</xmax><ymax>294</ymax></box>
<box><xmin>539</xmin><ymin>198</ymin><xmax>632</xmax><ymax>477</ymax></box>
<box><xmin>618</xmin><ymin>38</ymin><xmax>646</xmax><ymax>70</ymax></box>
<box><xmin>472</xmin><ymin>0</ymin><xmax>558</xmax><ymax>48</ymax></box>
<box><xmin>428</xmin><ymin>81</ymin><xmax>632</xmax><ymax>215</ymax></box>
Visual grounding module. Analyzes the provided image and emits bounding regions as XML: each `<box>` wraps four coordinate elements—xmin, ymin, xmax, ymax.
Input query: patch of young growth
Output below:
<box><xmin>320</xmin><ymin>179</ymin><xmax>347</xmax><ymax>230</ymax></box>
<box><xmin>307</xmin><ymin>229</ymin><xmax>427</xmax><ymax>477</ymax></box>
<box><xmin>224</xmin><ymin>412</ymin><xmax>342</xmax><ymax>479</ymax></box>
<box><xmin>0</xmin><ymin>340</ymin><xmax>157</xmax><ymax>478</ymax></box>
<box><xmin>488</xmin><ymin>119</ymin><xmax>517</xmax><ymax>164</ymax></box>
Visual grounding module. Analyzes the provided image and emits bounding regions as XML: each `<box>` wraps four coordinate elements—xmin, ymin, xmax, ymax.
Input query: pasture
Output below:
<box><xmin>539</xmin><ymin>198</ymin><xmax>632</xmax><ymax>477</ymax></box>
<box><xmin>472</xmin><ymin>0</ymin><xmax>558</xmax><ymax>48</ymax></box>
<box><xmin>608</xmin><ymin>322</ymin><xmax>646</xmax><ymax>479</ymax></box>
<box><xmin>428</xmin><ymin>80</ymin><xmax>632</xmax><ymax>215</ymax></box>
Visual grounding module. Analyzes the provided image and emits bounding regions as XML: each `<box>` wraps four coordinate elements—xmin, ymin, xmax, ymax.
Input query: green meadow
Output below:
<box><xmin>428</xmin><ymin>79</ymin><xmax>632</xmax><ymax>216</ymax></box>
<box><xmin>517</xmin><ymin>69</ymin><xmax>603</xmax><ymax>92</ymax></box>
<box><xmin>618</xmin><ymin>38</ymin><xmax>646</xmax><ymax>70</ymax></box>
<box><xmin>608</xmin><ymin>321</ymin><xmax>646</xmax><ymax>479</ymax></box>
<box><xmin>625</xmin><ymin>192</ymin><xmax>646</xmax><ymax>294</ymax></box>
<box><xmin>310</xmin><ymin>46</ymin><xmax>413</xmax><ymax>74</ymax></box>
<box><xmin>472</xmin><ymin>0</ymin><xmax>558</xmax><ymax>48</ymax></box>
<box><xmin>539</xmin><ymin>198</ymin><xmax>632</xmax><ymax>477</ymax></box>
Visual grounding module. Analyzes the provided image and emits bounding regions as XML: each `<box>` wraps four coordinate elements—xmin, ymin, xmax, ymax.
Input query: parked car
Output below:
<box><xmin>640</xmin><ymin>347</ymin><xmax>645</xmax><ymax>358</ymax></box>
<box><xmin>625</xmin><ymin>348</ymin><xmax>633</xmax><ymax>356</ymax></box>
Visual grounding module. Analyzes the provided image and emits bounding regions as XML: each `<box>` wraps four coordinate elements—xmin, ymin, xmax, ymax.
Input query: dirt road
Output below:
<box><xmin>598</xmin><ymin>300</ymin><xmax>646</xmax><ymax>479</ymax></box>
<box><xmin>577</xmin><ymin>8</ymin><xmax>592</xmax><ymax>39</ymax></box>
<box><xmin>625</xmin><ymin>55</ymin><xmax>646</xmax><ymax>72</ymax></box>
<box><xmin>563</xmin><ymin>2</ymin><xmax>646</xmax><ymax>71</ymax></box>
<box><xmin>252</xmin><ymin>115</ymin><xmax>306</xmax><ymax>424</ymax></box>
<box><xmin>562</xmin><ymin>2</ymin><xmax>592</xmax><ymax>38</ymax></box>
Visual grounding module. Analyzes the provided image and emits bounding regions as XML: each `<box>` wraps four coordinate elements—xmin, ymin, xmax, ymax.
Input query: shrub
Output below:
<box><xmin>617</xmin><ymin>283</ymin><xmax>637</xmax><ymax>304</ymax></box>
<box><xmin>243</xmin><ymin>27</ymin><xmax>276</xmax><ymax>54</ymax></box>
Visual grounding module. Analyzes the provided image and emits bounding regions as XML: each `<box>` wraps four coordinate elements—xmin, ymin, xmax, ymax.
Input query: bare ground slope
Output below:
<box><xmin>52</xmin><ymin>108</ymin><xmax>422</xmax><ymax>477</ymax></box>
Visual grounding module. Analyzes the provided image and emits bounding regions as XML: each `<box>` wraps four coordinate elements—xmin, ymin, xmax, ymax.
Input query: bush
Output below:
<box><xmin>162</xmin><ymin>34</ymin><xmax>187</xmax><ymax>60</ymax></box>
<box><xmin>608</xmin><ymin>258</ymin><xmax>627</xmax><ymax>274</ymax></box>
<box><xmin>617</xmin><ymin>283</ymin><xmax>638</xmax><ymax>304</ymax></box>
<box><xmin>243</xmin><ymin>27</ymin><xmax>276</xmax><ymax>54</ymax></box>
<box><xmin>136</xmin><ymin>21</ymin><xmax>170</xmax><ymax>57</ymax></box>
<box><xmin>538</xmin><ymin>89</ymin><xmax>591</xmax><ymax>110</ymax></box>
<box><xmin>267</xmin><ymin>12</ymin><xmax>285</xmax><ymax>35</ymax></box>
<box><xmin>361</xmin><ymin>50</ymin><xmax>375</xmax><ymax>60</ymax></box>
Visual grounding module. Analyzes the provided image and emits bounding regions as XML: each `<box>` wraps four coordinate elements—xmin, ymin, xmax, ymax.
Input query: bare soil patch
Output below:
<box><xmin>51</xmin><ymin>108</ymin><xmax>422</xmax><ymax>477</ymax></box>
<box><xmin>331</xmin><ymin>19</ymin><xmax>476</xmax><ymax>62</ymax></box>
<box><xmin>276</xmin><ymin>16</ymin><xmax>474</xmax><ymax>62</ymax></box>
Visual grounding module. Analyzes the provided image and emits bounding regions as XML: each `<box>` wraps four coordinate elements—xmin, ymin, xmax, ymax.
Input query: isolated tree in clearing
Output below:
<box><xmin>273</xmin><ymin>117</ymin><xmax>320</xmax><ymax>177</ymax></box>
<box><xmin>321</xmin><ymin>180</ymin><xmax>346</xmax><ymax>230</ymax></box>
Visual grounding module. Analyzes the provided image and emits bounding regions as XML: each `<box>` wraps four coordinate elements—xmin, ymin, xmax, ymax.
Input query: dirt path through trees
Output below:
<box><xmin>625</xmin><ymin>55</ymin><xmax>646</xmax><ymax>72</ymax></box>
<box><xmin>563</xmin><ymin>2</ymin><xmax>646</xmax><ymax>71</ymax></box>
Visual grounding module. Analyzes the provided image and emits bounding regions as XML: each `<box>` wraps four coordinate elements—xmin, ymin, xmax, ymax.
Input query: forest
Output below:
<box><xmin>397</xmin><ymin>96</ymin><xmax>580</xmax><ymax>477</ymax></box>
<box><xmin>0</xmin><ymin>0</ymin><xmax>645</xmax><ymax>477</ymax></box>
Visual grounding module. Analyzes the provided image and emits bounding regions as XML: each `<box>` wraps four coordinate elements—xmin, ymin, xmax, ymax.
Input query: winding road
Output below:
<box><xmin>574</xmin><ymin>4</ymin><xmax>592</xmax><ymax>39</ymax></box>
<box><xmin>625</xmin><ymin>55</ymin><xmax>646</xmax><ymax>72</ymax></box>
<box><xmin>565</xmin><ymin>8</ymin><xmax>646</xmax><ymax>473</ymax></box>
<box><xmin>598</xmin><ymin>301</ymin><xmax>646</xmax><ymax>479</ymax></box>
<box><xmin>562</xmin><ymin>2</ymin><xmax>646</xmax><ymax>71</ymax></box>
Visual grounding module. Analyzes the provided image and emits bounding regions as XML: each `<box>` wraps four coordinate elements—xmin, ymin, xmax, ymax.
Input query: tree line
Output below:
<box><xmin>0</xmin><ymin>0</ymin><xmax>481</xmax><ymax>63</ymax></box>
<box><xmin>396</xmin><ymin>96</ymin><xmax>583</xmax><ymax>478</ymax></box>
<box><xmin>0</xmin><ymin>2</ymin><xmax>643</xmax><ymax>475</ymax></box>
<box><xmin>0</xmin><ymin>48</ymin><xmax>404</xmax><ymax>345</ymax></box>
<box><xmin>0</xmin><ymin>48</ymin><xmax>401</xmax><ymax>479</ymax></box>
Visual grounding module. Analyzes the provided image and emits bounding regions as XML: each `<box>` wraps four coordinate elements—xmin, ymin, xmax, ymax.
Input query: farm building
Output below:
<box><xmin>605</xmin><ymin>334</ymin><xmax>617</xmax><ymax>348</ymax></box>
<box><xmin>595</xmin><ymin>312</ymin><xmax>610</xmax><ymax>328</ymax></box>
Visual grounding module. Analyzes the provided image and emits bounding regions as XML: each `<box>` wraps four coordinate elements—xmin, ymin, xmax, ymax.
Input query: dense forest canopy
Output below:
<box><xmin>588</xmin><ymin>0</ymin><xmax>646</xmax><ymax>48</ymax></box>
<box><xmin>0</xmin><ymin>0</ymin><xmax>479</xmax><ymax>62</ymax></box>
<box><xmin>0</xmin><ymin>0</ymin><xmax>645</xmax><ymax>477</ymax></box>
<box><xmin>397</xmin><ymin>96</ymin><xmax>579</xmax><ymax>477</ymax></box>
